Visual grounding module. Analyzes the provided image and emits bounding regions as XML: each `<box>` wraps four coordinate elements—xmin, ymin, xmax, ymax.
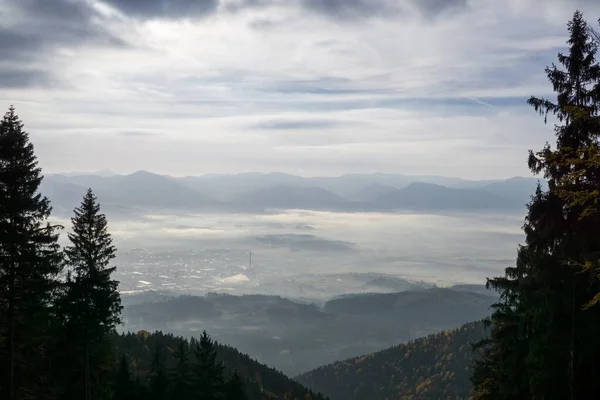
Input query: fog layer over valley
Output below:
<box><xmin>53</xmin><ymin>208</ymin><xmax>522</xmax><ymax>301</ymax></box>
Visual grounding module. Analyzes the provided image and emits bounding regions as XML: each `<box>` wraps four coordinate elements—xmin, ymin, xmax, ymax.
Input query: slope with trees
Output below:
<box><xmin>297</xmin><ymin>321</ymin><xmax>487</xmax><ymax>400</ymax></box>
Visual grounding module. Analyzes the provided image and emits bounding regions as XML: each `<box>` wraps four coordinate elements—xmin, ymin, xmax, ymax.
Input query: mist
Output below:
<box><xmin>52</xmin><ymin>209</ymin><xmax>524</xmax><ymax>302</ymax></box>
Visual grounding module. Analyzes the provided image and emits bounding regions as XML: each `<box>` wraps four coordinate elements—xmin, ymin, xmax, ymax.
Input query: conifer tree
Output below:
<box><xmin>225</xmin><ymin>371</ymin><xmax>248</xmax><ymax>400</ymax></box>
<box><xmin>0</xmin><ymin>106</ymin><xmax>63</xmax><ymax>400</ymax></box>
<box><xmin>113</xmin><ymin>354</ymin><xmax>136</xmax><ymax>400</ymax></box>
<box><xmin>169</xmin><ymin>339</ymin><xmax>192</xmax><ymax>399</ymax></box>
<box><xmin>58</xmin><ymin>188</ymin><xmax>122</xmax><ymax>400</ymax></box>
<box><xmin>471</xmin><ymin>10</ymin><xmax>600</xmax><ymax>400</ymax></box>
<box><xmin>148</xmin><ymin>344</ymin><xmax>169</xmax><ymax>400</ymax></box>
<box><xmin>192</xmin><ymin>331</ymin><xmax>226</xmax><ymax>399</ymax></box>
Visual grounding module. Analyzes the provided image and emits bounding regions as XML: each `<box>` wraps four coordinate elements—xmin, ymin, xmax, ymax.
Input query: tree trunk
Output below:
<box><xmin>85</xmin><ymin>323</ymin><xmax>90</xmax><ymax>400</ymax></box>
<box><xmin>570</xmin><ymin>277</ymin><xmax>576</xmax><ymax>400</ymax></box>
<box><xmin>8</xmin><ymin>279</ymin><xmax>14</xmax><ymax>400</ymax></box>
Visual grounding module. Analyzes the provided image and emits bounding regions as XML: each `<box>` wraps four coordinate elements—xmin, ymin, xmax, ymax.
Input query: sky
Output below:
<box><xmin>2</xmin><ymin>0</ymin><xmax>600</xmax><ymax>179</ymax></box>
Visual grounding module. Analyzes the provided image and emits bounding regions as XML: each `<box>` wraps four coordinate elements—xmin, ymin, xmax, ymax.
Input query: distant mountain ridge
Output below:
<box><xmin>43</xmin><ymin>170</ymin><xmax>545</xmax><ymax>215</ymax></box>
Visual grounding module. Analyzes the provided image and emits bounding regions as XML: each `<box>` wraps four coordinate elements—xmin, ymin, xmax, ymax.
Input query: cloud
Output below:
<box><xmin>300</xmin><ymin>0</ymin><xmax>395</xmax><ymax>20</ymax></box>
<box><xmin>413</xmin><ymin>0</ymin><xmax>468</xmax><ymax>17</ymax></box>
<box><xmin>101</xmin><ymin>0</ymin><xmax>219</xmax><ymax>19</ymax></box>
<box><xmin>0</xmin><ymin>67</ymin><xmax>53</xmax><ymax>89</ymax></box>
<box><xmin>252</xmin><ymin>119</ymin><xmax>340</xmax><ymax>130</ymax></box>
<box><xmin>0</xmin><ymin>0</ymin><xmax>126</xmax><ymax>88</ymax></box>
<box><xmin>4</xmin><ymin>0</ymin><xmax>600</xmax><ymax>179</ymax></box>
<box><xmin>119</xmin><ymin>131</ymin><xmax>158</xmax><ymax>137</ymax></box>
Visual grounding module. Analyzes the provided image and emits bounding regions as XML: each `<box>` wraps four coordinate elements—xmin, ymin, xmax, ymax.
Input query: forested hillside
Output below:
<box><xmin>297</xmin><ymin>321</ymin><xmax>487</xmax><ymax>400</ymax></box>
<box><xmin>114</xmin><ymin>330</ymin><xmax>327</xmax><ymax>400</ymax></box>
<box><xmin>122</xmin><ymin>289</ymin><xmax>495</xmax><ymax>375</ymax></box>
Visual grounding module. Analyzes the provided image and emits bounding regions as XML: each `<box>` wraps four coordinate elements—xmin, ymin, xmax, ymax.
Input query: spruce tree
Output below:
<box><xmin>58</xmin><ymin>188</ymin><xmax>122</xmax><ymax>400</ymax></box>
<box><xmin>471</xmin><ymin>10</ymin><xmax>600</xmax><ymax>400</ymax></box>
<box><xmin>113</xmin><ymin>354</ymin><xmax>136</xmax><ymax>400</ymax></box>
<box><xmin>169</xmin><ymin>339</ymin><xmax>192</xmax><ymax>399</ymax></box>
<box><xmin>225</xmin><ymin>371</ymin><xmax>248</xmax><ymax>400</ymax></box>
<box><xmin>192</xmin><ymin>331</ymin><xmax>226</xmax><ymax>400</ymax></box>
<box><xmin>0</xmin><ymin>106</ymin><xmax>63</xmax><ymax>400</ymax></box>
<box><xmin>148</xmin><ymin>344</ymin><xmax>169</xmax><ymax>400</ymax></box>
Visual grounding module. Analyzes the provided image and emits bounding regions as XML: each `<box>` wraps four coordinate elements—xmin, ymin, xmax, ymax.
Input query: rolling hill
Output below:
<box><xmin>296</xmin><ymin>321</ymin><xmax>488</xmax><ymax>400</ymax></box>
<box><xmin>43</xmin><ymin>171</ymin><xmax>219</xmax><ymax>215</ymax></box>
<box><xmin>115</xmin><ymin>329</ymin><xmax>328</xmax><ymax>400</ymax></box>
<box><xmin>122</xmin><ymin>288</ymin><xmax>495</xmax><ymax>376</ymax></box>
<box><xmin>373</xmin><ymin>182</ymin><xmax>520</xmax><ymax>211</ymax></box>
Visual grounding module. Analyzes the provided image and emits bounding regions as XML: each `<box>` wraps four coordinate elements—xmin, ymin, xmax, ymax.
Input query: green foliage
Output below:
<box><xmin>114</xmin><ymin>330</ymin><xmax>329</xmax><ymax>400</ymax></box>
<box><xmin>297</xmin><ymin>321</ymin><xmax>487</xmax><ymax>400</ymax></box>
<box><xmin>191</xmin><ymin>331</ymin><xmax>226</xmax><ymax>399</ymax></box>
<box><xmin>113</xmin><ymin>354</ymin><xmax>136</xmax><ymax>400</ymax></box>
<box><xmin>471</xmin><ymin>10</ymin><xmax>600</xmax><ymax>400</ymax></box>
<box><xmin>0</xmin><ymin>106</ymin><xmax>63</xmax><ymax>399</ymax></box>
<box><xmin>226</xmin><ymin>371</ymin><xmax>248</xmax><ymax>400</ymax></box>
<box><xmin>55</xmin><ymin>188</ymin><xmax>122</xmax><ymax>400</ymax></box>
<box><xmin>148</xmin><ymin>344</ymin><xmax>169</xmax><ymax>400</ymax></box>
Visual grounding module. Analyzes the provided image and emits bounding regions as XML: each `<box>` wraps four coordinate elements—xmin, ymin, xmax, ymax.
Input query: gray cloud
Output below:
<box><xmin>119</xmin><ymin>131</ymin><xmax>158</xmax><ymax>137</ymax></box>
<box><xmin>0</xmin><ymin>67</ymin><xmax>54</xmax><ymax>89</ymax></box>
<box><xmin>252</xmin><ymin>119</ymin><xmax>340</xmax><ymax>130</ymax></box>
<box><xmin>0</xmin><ymin>0</ymin><xmax>125</xmax><ymax>88</ymax></box>
<box><xmin>300</xmin><ymin>0</ymin><xmax>394</xmax><ymax>20</ymax></box>
<box><xmin>414</xmin><ymin>0</ymin><xmax>468</xmax><ymax>17</ymax></box>
<box><xmin>101</xmin><ymin>0</ymin><xmax>219</xmax><ymax>19</ymax></box>
<box><xmin>103</xmin><ymin>0</ymin><xmax>466</xmax><ymax>21</ymax></box>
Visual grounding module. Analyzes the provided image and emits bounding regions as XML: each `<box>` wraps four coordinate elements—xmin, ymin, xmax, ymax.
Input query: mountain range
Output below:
<box><xmin>42</xmin><ymin>171</ymin><xmax>547</xmax><ymax>216</ymax></box>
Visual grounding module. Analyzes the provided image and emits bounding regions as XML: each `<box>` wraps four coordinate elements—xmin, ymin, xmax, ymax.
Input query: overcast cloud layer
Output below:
<box><xmin>1</xmin><ymin>0</ymin><xmax>600</xmax><ymax>179</ymax></box>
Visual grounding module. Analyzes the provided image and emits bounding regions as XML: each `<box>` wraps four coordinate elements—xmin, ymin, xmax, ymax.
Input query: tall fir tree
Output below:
<box><xmin>0</xmin><ymin>106</ymin><xmax>63</xmax><ymax>400</ymax></box>
<box><xmin>57</xmin><ymin>189</ymin><xmax>122</xmax><ymax>400</ymax></box>
<box><xmin>148</xmin><ymin>344</ymin><xmax>169</xmax><ymax>400</ymax></box>
<box><xmin>192</xmin><ymin>331</ymin><xmax>226</xmax><ymax>400</ymax></box>
<box><xmin>471</xmin><ymin>10</ymin><xmax>600</xmax><ymax>400</ymax></box>
<box><xmin>113</xmin><ymin>354</ymin><xmax>136</xmax><ymax>400</ymax></box>
<box><xmin>225</xmin><ymin>371</ymin><xmax>248</xmax><ymax>400</ymax></box>
<box><xmin>169</xmin><ymin>339</ymin><xmax>192</xmax><ymax>399</ymax></box>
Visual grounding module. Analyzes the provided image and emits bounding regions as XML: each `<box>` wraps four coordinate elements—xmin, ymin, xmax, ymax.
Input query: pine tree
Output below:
<box><xmin>192</xmin><ymin>331</ymin><xmax>226</xmax><ymax>400</ymax></box>
<box><xmin>58</xmin><ymin>188</ymin><xmax>122</xmax><ymax>400</ymax></box>
<box><xmin>148</xmin><ymin>344</ymin><xmax>169</xmax><ymax>400</ymax></box>
<box><xmin>225</xmin><ymin>371</ymin><xmax>248</xmax><ymax>400</ymax></box>
<box><xmin>169</xmin><ymin>339</ymin><xmax>192</xmax><ymax>399</ymax></box>
<box><xmin>471</xmin><ymin>10</ymin><xmax>600</xmax><ymax>400</ymax></box>
<box><xmin>113</xmin><ymin>354</ymin><xmax>136</xmax><ymax>400</ymax></box>
<box><xmin>0</xmin><ymin>106</ymin><xmax>63</xmax><ymax>400</ymax></box>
